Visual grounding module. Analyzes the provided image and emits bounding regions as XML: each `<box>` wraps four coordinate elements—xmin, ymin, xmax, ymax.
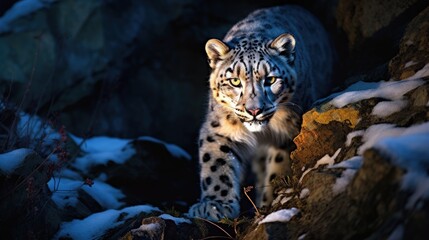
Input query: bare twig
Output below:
<box><xmin>200</xmin><ymin>236</ymin><xmax>233</xmax><ymax>240</ymax></box>
<box><xmin>7</xmin><ymin>33</ymin><xmax>43</xmax><ymax>151</ymax></box>
<box><xmin>243</xmin><ymin>186</ymin><xmax>260</xmax><ymax>217</ymax></box>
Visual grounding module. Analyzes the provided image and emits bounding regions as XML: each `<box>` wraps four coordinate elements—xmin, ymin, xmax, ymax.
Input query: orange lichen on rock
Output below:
<box><xmin>302</xmin><ymin>107</ymin><xmax>360</xmax><ymax>131</ymax></box>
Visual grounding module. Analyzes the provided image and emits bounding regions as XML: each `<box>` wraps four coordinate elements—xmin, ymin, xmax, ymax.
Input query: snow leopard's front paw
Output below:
<box><xmin>187</xmin><ymin>200</ymin><xmax>240</xmax><ymax>222</ymax></box>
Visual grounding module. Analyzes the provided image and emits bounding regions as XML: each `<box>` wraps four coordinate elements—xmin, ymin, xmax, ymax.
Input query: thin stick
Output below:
<box><xmin>244</xmin><ymin>186</ymin><xmax>260</xmax><ymax>217</ymax></box>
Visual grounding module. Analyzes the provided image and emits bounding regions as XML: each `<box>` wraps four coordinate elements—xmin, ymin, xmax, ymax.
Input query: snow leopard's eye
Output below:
<box><xmin>229</xmin><ymin>78</ymin><xmax>242</xmax><ymax>87</ymax></box>
<box><xmin>265</xmin><ymin>76</ymin><xmax>278</xmax><ymax>86</ymax></box>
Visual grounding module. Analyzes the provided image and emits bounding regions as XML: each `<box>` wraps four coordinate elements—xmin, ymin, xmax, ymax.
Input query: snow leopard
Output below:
<box><xmin>188</xmin><ymin>5</ymin><xmax>334</xmax><ymax>221</ymax></box>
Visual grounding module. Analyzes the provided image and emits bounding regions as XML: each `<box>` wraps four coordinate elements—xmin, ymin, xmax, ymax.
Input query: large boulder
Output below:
<box><xmin>389</xmin><ymin>5</ymin><xmax>429</xmax><ymax>80</ymax></box>
<box><xmin>283</xmin><ymin>82</ymin><xmax>428</xmax><ymax>239</ymax></box>
<box><xmin>67</xmin><ymin>136</ymin><xmax>199</xmax><ymax>209</ymax></box>
<box><xmin>336</xmin><ymin>0</ymin><xmax>428</xmax><ymax>77</ymax></box>
<box><xmin>0</xmin><ymin>0</ymin><xmax>201</xmax><ymax>152</ymax></box>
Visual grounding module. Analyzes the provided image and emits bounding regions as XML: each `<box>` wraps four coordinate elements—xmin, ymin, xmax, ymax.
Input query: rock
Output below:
<box><xmin>242</xmin><ymin>74</ymin><xmax>428</xmax><ymax>239</ymax></box>
<box><xmin>287</xmin><ymin>149</ymin><xmax>405</xmax><ymax>239</ymax></box>
<box><xmin>389</xmin><ymin>5</ymin><xmax>429</xmax><ymax>80</ymax></box>
<box><xmin>291</xmin><ymin>107</ymin><xmax>358</xmax><ymax>177</ymax></box>
<box><xmin>129</xmin><ymin>217</ymin><xmax>166</xmax><ymax>240</ymax></box>
<box><xmin>265</xmin><ymin>79</ymin><xmax>428</xmax><ymax>238</ymax></box>
<box><xmin>335</xmin><ymin>0</ymin><xmax>428</xmax><ymax>77</ymax></box>
<box><xmin>241</xmin><ymin>222</ymin><xmax>289</xmax><ymax>240</ymax></box>
<box><xmin>336</xmin><ymin>0</ymin><xmax>419</xmax><ymax>48</ymax></box>
<box><xmin>0</xmin><ymin>151</ymin><xmax>61</xmax><ymax>239</ymax></box>
<box><xmin>74</xmin><ymin>138</ymin><xmax>199</xmax><ymax>208</ymax></box>
<box><xmin>106</xmin><ymin>214</ymin><xmax>235</xmax><ymax>240</ymax></box>
<box><xmin>0</xmin><ymin>0</ymin><xmax>200</xmax><ymax>152</ymax></box>
<box><xmin>302</xmin><ymin>171</ymin><xmax>337</xmax><ymax>207</ymax></box>
<box><xmin>55</xmin><ymin>188</ymin><xmax>104</xmax><ymax>221</ymax></box>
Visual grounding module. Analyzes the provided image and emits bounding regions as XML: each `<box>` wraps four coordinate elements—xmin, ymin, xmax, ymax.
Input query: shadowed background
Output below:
<box><xmin>1</xmin><ymin>0</ymin><xmax>426</xmax><ymax>155</ymax></box>
<box><xmin>0</xmin><ymin>0</ymin><xmax>344</xmax><ymax>156</ymax></box>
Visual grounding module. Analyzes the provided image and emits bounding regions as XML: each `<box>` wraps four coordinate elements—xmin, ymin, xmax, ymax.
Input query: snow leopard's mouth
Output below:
<box><xmin>243</xmin><ymin>120</ymin><xmax>269</xmax><ymax>132</ymax></box>
<box><xmin>245</xmin><ymin>120</ymin><xmax>268</xmax><ymax>125</ymax></box>
<box><xmin>234</xmin><ymin>109</ymin><xmax>275</xmax><ymax>132</ymax></box>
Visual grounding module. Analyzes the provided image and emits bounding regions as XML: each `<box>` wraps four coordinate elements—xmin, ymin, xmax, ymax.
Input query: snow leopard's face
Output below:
<box><xmin>206</xmin><ymin>34</ymin><xmax>297</xmax><ymax>132</ymax></box>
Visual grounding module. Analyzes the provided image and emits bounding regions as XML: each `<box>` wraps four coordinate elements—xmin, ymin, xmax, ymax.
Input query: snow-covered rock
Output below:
<box><xmin>281</xmin><ymin>77</ymin><xmax>429</xmax><ymax>239</ymax></box>
<box><xmin>0</xmin><ymin>150</ymin><xmax>61</xmax><ymax>239</ymax></box>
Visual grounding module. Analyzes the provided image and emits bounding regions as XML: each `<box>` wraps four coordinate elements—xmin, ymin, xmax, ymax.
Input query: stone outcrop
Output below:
<box><xmin>389</xmin><ymin>5</ymin><xmax>429</xmax><ymax>80</ymax></box>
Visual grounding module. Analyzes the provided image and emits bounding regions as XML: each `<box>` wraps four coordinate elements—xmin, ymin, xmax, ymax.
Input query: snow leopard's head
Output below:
<box><xmin>206</xmin><ymin>34</ymin><xmax>297</xmax><ymax>132</ymax></box>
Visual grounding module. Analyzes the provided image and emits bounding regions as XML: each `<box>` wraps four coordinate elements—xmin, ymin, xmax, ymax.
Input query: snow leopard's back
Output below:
<box><xmin>224</xmin><ymin>5</ymin><xmax>334</xmax><ymax>109</ymax></box>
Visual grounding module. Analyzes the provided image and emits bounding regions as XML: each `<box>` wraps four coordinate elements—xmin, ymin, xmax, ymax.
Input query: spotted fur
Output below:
<box><xmin>188</xmin><ymin>5</ymin><xmax>333</xmax><ymax>221</ymax></box>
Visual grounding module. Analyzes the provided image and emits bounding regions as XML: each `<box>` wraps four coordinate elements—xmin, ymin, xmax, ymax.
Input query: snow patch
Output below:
<box><xmin>71</xmin><ymin>135</ymin><xmax>130</xmax><ymax>153</ymax></box>
<box><xmin>17</xmin><ymin>113</ymin><xmax>61</xmax><ymax>152</ymax></box>
<box><xmin>371</xmin><ymin>122</ymin><xmax>429</xmax><ymax>208</ymax></box>
<box><xmin>136</xmin><ymin>222</ymin><xmax>160</xmax><ymax>231</ymax></box>
<box><xmin>131</xmin><ymin>222</ymin><xmax>161</xmax><ymax>236</ymax></box>
<box><xmin>358</xmin><ymin>124</ymin><xmax>403</xmax><ymax>155</ymax></box>
<box><xmin>0</xmin><ymin>148</ymin><xmax>33</xmax><ymax>174</ymax></box>
<box><xmin>387</xmin><ymin>224</ymin><xmax>404</xmax><ymax>240</ymax></box>
<box><xmin>299</xmin><ymin>188</ymin><xmax>310</xmax><ymax>199</ymax></box>
<box><xmin>54</xmin><ymin>205</ymin><xmax>160</xmax><ymax>240</ymax></box>
<box><xmin>404</xmin><ymin>61</ymin><xmax>417</xmax><ymax>68</ymax></box>
<box><xmin>48</xmin><ymin>177</ymin><xmax>125</xmax><ymax>209</ymax></box>
<box><xmin>0</xmin><ymin>0</ymin><xmax>55</xmax><ymax>33</ymax></box>
<box><xmin>353</xmin><ymin>122</ymin><xmax>429</xmax><ymax>209</ymax></box>
<box><xmin>281</xmin><ymin>196</ymin><xmax>293</xmax><ymax>204</ymax></box>
<box><xmin>404</xmin><ymin>63</ymin><xmax>429</xmax><ymax>80</ymax></box>
<box><xmin>346</xmin><ymin>130</ymin><xmax>364</xmax><ymax>146</ymax></box>
<box><xmin>271</xmin><ymin>189</ymin><xmax>293</xmax><ymax>205</ymax></box>
<box><xmin>57</xmin><ymin>168</ymin><xmax>82</xmax><ymax>180</ymax></box>
<box><xmin>83</xmin><ymin>180</ymin><xmax>125</xmax><ymax>209</ymax></box>
<box><xmin>332</xmin><ymin>169</ymin><xmax>357</xmax><ymax>194</ymax></box>
<box><xmin>329</xmin><ymin>156</ymin><xmax>363</xmax><ymax>170</ymax></box>
<box><xmin>316</xmin><ymin>148</ymin><xmax>341</xmax><ymax>167</ymax></box>
<box><xmin>299</xmin><ymin>148</ymin><xmax>341</xmax><ymax>183</ymax></box>
<box><xmin>48</xmin><ymin>178</ymin><xmax>80</xmax><ymax>209</ymax></box>
<box><xmin>298</xmin><ymin>233</ymin><xmax>308</xmax><ymax>240</ymax></box>
<box><xmin>328</xmin><ymin>156</ymin><xmax>363</xmax><ymax>194</ymax></box>
<box><xmin>259</xmin><ymin>208</ymin><xmax>300</xmax><ymax>224</ymax></box>
<box><xmin>159</xmin><ymin>214</ymin><xmax>191</xmax><ymax>224</ymax></box>
<box><xmin>371</xmin><ymin>100</ymin><xmax>407</xmax><ymax>117</ymax></box>
<box><xmin>71</xmin><ymin>135</ymin><xmax>136</xmax><ymax>173</ymax></box>
<box><xmin>329</xmin><ymin>79</ymin><xmax>424</xmax><ymax>108</ymax></box>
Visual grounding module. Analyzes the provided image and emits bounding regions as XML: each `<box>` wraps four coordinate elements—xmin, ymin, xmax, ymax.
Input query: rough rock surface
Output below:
<box><xmin>336</xmin><ymin>0</ymin><xmax>428</xmax><ymax>77</ymax></box>
<box><xmin>75</xmin><ymin>138</ymin><xmax>199</xmax><ymax>207</ymax></box>
<box><xmin>281</xmin><ymin>83</ymin><xmax>428</xmax><ymax>239</ymax></box>
<box><xmin>389</xmin><ymin>5</ymin><xmax>429</xmax><ymax>80</ymax></box>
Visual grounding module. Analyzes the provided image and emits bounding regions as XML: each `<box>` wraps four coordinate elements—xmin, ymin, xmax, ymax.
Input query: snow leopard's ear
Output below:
<box><xmin>269</xmin><ymin>33</ymin><xmax>296</xmax><ymax>64</ymax></box>
<box><xmin>206</xmin><ymin>39</ymin><xmax>230</xmax><ymax>68</ymax></box>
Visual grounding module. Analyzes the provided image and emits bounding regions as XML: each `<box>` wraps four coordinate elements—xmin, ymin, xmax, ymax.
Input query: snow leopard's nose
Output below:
<box><xmin>245</xmin><ymin>107</ymin><xmax>261</xmax><ymax>117</ymax></box>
